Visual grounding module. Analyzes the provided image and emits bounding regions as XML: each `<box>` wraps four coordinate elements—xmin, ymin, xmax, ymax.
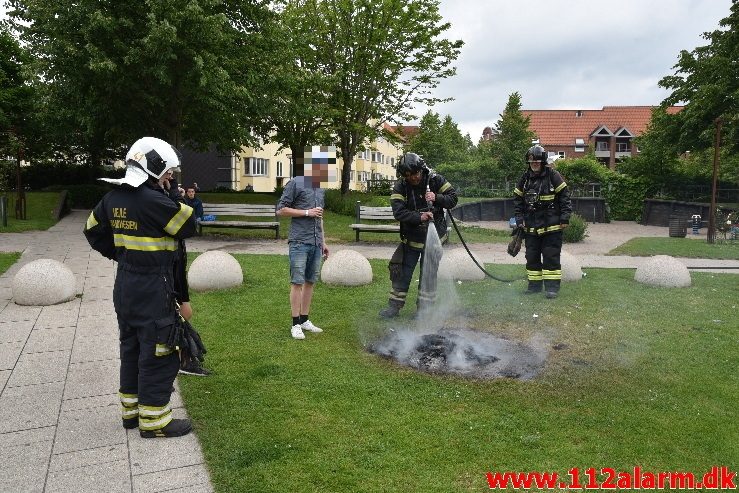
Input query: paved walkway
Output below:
<box><xmin>0</xmin><ymin>210</ymin><xmax>736</xmax><ymax>493</ymax></box>
<box><xmin>0</xmin><ymin>211</ymin><xmax>212</xmax><ymax>493</ymax></box>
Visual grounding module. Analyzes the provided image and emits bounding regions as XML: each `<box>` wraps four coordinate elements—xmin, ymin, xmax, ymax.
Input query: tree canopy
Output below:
<box><xmin>659</xmin><ymin>0</ymin><xmax>738</xmax><ymax>153</ymax></box>
<box><xmin>282</xmin><ymin>0</ymin><xmax>462</xmax><ymax>193</ymax></box>
<box><xmin>488</xmin><ymin>92</ymin><xmax>535</xmax><ymax>185</ymax></box>
<box><xmin>8</xmin><ymin>0</ymin><xmax>274</xmax><ymax>163</ymax></box>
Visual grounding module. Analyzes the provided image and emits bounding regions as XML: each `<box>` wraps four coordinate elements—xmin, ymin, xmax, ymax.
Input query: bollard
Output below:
<box><xmin>691</xmin><ymin>214</ymin><xmax>701</xmax><ymax>235</ymax></box>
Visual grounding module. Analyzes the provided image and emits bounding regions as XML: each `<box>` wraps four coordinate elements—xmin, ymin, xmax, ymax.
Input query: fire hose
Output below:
<box><xmin>446</xmin><ymin>211</ymin><xmax>525</xmax><ymax>282</ymax></box>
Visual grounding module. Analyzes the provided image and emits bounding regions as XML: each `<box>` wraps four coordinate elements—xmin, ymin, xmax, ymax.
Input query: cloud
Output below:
<box><xmin>412</xmin><ymin>0</ymin><xmax>734</xmax><ymax>140</ymax></box>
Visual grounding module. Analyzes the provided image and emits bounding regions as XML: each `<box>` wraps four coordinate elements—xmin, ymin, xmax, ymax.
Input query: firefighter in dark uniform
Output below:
<box><xmin>84</xmin><ymin>137</ymin><xmax>198</xmax><ymax>437</ymax></box>
<box><xmin>513</xmin><ymin>144</ymin><xmax>572</xmax><ymax>299</ymax></box>
<box><xmin>379</xmin><ymin>153</ymin><xmax>458</xmax><ymax>318</ymax></box>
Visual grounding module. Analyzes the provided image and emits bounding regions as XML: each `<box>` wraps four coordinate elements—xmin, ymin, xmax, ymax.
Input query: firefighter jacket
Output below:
<box><xmin>390</xmin><ymin>170</ymin><xmax>458</xmax><ymax>250</ymax></box>
<box><xmin>84</xmin><ymin>182</ymin><xmax>197</xmax><ymax>327</ymax></box>
<box><xmin>513</xmin><ymin>166</ymin><xmax>572</xmax><ymax>235</ymax></box>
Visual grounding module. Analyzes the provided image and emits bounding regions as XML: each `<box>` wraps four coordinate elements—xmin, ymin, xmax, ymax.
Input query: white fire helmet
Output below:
<box><xmin>100</xmin><ymin>137</ymin><xmax>182</xmax><ymax>187</ymax></box>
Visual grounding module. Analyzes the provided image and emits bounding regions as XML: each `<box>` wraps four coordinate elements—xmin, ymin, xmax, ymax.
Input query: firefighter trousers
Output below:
<box><xmin>524</xmin><ymin>231</ymin><xmax>563</xmax><ymax>291</ymax></box>
<box><xmin>114</xmin><ymin>265</ymin><xmax>179</xmax><ymax>431</ymax></box>
<box><xmin>388</xmin><ymin>243</ymin><xmax>437</xmax><ymax>308</ymax></box>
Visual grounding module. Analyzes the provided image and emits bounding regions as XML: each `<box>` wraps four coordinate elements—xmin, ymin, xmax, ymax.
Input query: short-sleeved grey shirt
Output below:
<box><xmin>276</xmin><ymin>179</ymin><xmax>325</xmax><ymax>245</ymax></box>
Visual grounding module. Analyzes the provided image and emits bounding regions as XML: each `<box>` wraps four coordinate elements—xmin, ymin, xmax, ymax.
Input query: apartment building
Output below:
<box><xmin>181</xmin><ymin>123</ymin><xmax>403</xmax><ymax>192</ymax></box>
<box><xmin>483</xmin><ymin>106</ymin><xmax>683</xmax><ymax>169</ymax></box>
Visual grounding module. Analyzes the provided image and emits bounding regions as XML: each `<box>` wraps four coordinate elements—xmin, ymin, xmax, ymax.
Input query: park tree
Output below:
<box><xmin>658</xmin><ymin>0</ymin><xmax>738</xmax><ymax>153</ymax></box>
<box><xmin>408</xmin><ymin>111</ymin><xmax>471</xmax><ymax>168</ymax></box>
<box><xmin>257</xmin><ymin>2</ymin><xmax>335</xmax><ymax>177</ymax></box>
<box><xmin>488</xmin><ymin>92</ymin><xmax>535</xmax><ymax>187</ymax></box>
<box><xmin>286</xmin><ymin>0</ymin><xmax>462</xmax><ymax>193</ymax></box>
<box><xmin>8</xmin><ymin>0</ymin><xmax>274</xmax><ymax>163</ymax></box>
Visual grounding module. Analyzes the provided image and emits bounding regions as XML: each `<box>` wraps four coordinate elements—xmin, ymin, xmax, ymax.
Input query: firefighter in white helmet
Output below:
<box><xmin>84</xmin><ymin>137</ymin><xmax>198</xmax><ymax>437</ymax></box>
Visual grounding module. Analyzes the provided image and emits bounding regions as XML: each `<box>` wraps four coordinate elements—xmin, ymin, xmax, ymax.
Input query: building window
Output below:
<box><xmin>244</xmin><ymin>157</ymin><xmax>268</xmax><ymax>176</ymax></box>
<box><xmin>575</xmin><ymin>147</ymin><xmax>585</xmax><ymax>152</ymax></box>
<box><xmin>575</xmin><ymin>110</ymin><xmax>583</xmax><ymax>117</ymax></box>
<box><xmin>616</xmin><ymin>142</ymin><xmax>630</xmax><ymax>152</ymax></box>
<box><xmin>596</xmin><ymin>141</ymin><xmax>609</xmax><ymax>151</ymax></box>
<box><xmin>277</xmin><ymin>161</ymin><xmax>283</xmax><ymax>177</ymax></box>
<box><xmin>558</xmin><ymin>151</ymin><xmax>566</xmax><ymax>158</ymax></box>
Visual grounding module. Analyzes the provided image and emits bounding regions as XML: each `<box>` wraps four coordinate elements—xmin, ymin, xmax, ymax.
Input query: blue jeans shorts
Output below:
<box><xmin>289</xmin><ymin>242</ymin><xmax>322</xmax><ymax>284</ymax></box>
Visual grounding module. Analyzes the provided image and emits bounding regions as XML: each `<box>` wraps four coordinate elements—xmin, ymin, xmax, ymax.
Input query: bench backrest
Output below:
<box><xmin>201</xmin><ymin>203</ymin><xmax>277</xmax><ymax>218</ymax></box>
<box><xmin>356</xmin><ymin>202</ymin><xmax>396</xmax><ymax>222</ymax></box>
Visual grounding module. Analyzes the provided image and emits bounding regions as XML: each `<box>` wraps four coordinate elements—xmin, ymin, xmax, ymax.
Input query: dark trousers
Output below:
<box><xmin>524</xmin><ymin>231</ymin><xmax>563</xmax><ymax>287</ymax></box>
<box><xmin>119</xmin><ymin>320</ymin><xmax>180</xmax><ymax>407</ymax></box>
<box><xmin>389</xmin><ymin>244</ymin><xmax>437</xmax><ymax>307</ymax></box>
<box><xmin>114</xmin><ymin>267</ymin><xmax>178</xmax><ymax>408</ymax></box>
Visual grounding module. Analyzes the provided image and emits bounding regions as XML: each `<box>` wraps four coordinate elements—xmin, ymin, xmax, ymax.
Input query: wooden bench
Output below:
<box><xmin>349</xmin><ymin>201</ymin><xmax>400</xmax><ymax>241</ymax></box>
<box><xmin>349</xmin><ymin>201</ymin><xmax>452</xmax><ymax>242</ymax></box>
<box><xmin>198</xmin><ymin>203</ymin><xmax>280</xmax><ymax>238</ymax></box>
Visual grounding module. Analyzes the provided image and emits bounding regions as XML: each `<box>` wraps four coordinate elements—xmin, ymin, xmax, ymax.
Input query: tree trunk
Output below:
<box><xmin>339</xmin><ymin>133</ymin><xmax>352</xmax><ymax>195</ymax></box>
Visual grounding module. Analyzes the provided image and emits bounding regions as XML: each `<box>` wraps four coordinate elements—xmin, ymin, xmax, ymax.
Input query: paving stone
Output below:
<box><xmin>5</xmin><ymin>350</ymin><xmax>70</xmax><ymax>387</ymax></box>
<box><xmin>162</xmin><ymin>485</ymin><xmax>215</xmax><ymax>493</ymax></box>
<box><xmin>76</xmin><ymin>315</ymin><xmax>118</xmax><ymax>336</ymax></box>
<box><xmin>46</xmin><ymin>458</ymin><xmax>131</xmax><ymax>493</ymax></box>
<box><xmin>0</xmin><ymin>436</ymin><xmax>53</xmax><ymax>493</ymax></box>
<box><xmin>78</xmin><ymin>300</ymin><xmax>116</xmax><ymax>320</ymax></box>
<box><xmin>71</xmin><ymin>335</ymin><xmax>119</xmax><ymax>363</ymax></box>
<box><xmin>0</xmin><ymin>303</ymin><xmax>42</xmax><ymax>323</ymax></box>
<box><xmin>0</xmin><ymin>341</ymin><xmax>24</xmax><ymax>370</ymax></box>
<box><xmin>0</xmin><ymin>426</ymin><xmax>55</xmax><ymax>447</ymax></box>
<box><xmin>35</xmin><ymin>302</ymin><xmax>80</xmax><ymax>328</ymax></box>
<box><xmin>61</xmin><ymin>393</ymin><xmax>118</xmax><ymax>413</ymax></box>
<box><xmin>53</xmin><ymin>405</ymin><xmax>126</xmax><ymax>454</ymax></box>
<box><xmin>130</xmin><ymin>428</ymin><xmax>204</xmax><ymax>475</ymax></box>
<box><xmin>133</xmin><ymin>463</ymin><xmax>211</xmax><ymax>493</ymax></box>
<box><xmin>49</xmin><ymin>443</ymin><xmax>128</xmax><ymax>472</ymax></box>
<box><xmin>0</xmin><ymin>319</ymin><xmax>34</xmax><ymax>343</ymax></box>
<box><xmin>0</xmin><ymin>286</ymin><xmax>12</xmax><ymax>302</ymax></box>
<box><xmin>0</xmin><ymin>381</ymin><xmax>64</xmax><ymax>433</ymax></box>
<box><xmin>0</xmin><ymin>369</ymin><xmax>9</xmax><ymax>390</ymax></box>
<box><xmin>64</xmin><ymin>359</ymin><xmax>119</xmax><ymax>400</ymax></box>
<box><xmin>24</xmin><ymin>326</ymin><xmax>76</xmax><ymax>354</ymax></box>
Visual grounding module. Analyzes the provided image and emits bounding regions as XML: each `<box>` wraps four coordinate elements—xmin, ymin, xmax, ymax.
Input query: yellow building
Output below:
<box><xmin>235</xmin><ymin>124</ymin><xmax>403</xmax><ymax>192</ymax></box>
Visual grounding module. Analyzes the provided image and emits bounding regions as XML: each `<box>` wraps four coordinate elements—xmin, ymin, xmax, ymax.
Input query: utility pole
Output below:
<box><xmin>707</xmin><ymin>118</ymin><xmax>722</xmax><ymax>244</ymax></box>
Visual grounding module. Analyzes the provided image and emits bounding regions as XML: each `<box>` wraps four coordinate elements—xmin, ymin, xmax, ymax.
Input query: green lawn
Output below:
<box><xmin>0</xmin><ymin>252</ymin><xmax>21</xmax><ymax>275</ymax></box>
<box><xmin>0</xmin><ymin>192</ymin><xmax>61</xmax><ymax>232</ymax></box>
<box><xmin>181</xmin><ymin>254</ymin><xmax>738</xmax><ymax>493</ymax></box>
<box><xmin>610</xmin><ymin>237</ymin><xmax>739</xmax><ymax>260</ymax></box>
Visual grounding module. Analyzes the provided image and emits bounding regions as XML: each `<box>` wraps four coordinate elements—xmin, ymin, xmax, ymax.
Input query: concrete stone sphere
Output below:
<box><xmin>12</xmin><ymin>259</ymin><xmax>77</xmax><ymax>306</ymax></box>
<box><xmin>635</xmin><ymin>255</ymin><xmax>691</xmax><ymax>288</ymax></box>
<box><xmin>188</xmin><ymin>251</ymin><xmax>243</xmax><ymax>292</ymax></box>
<box><xmin>560</xmin><ymin>250</ymin><xmax>583</xmax><ymax>282</ymax></box>
<box><xmin>438</xmin><ymin>248</ymin><xmax>486</xmax><ymax>281</ymax></box>
<box><xmin>321</xmin><ymin>249</ymin><xmax>372</xmax><ymax>286</ymax></box>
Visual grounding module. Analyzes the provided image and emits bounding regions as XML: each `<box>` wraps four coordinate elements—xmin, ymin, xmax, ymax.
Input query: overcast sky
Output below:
<box><xmin>416</xmin><ymin>0</ymin><xmax>734</xmax><ymax>140</ymax></box>
<box><xmin>2</xmin><ymin>1</ymin><xmax>733</xmax><ymax>141</ymax></box>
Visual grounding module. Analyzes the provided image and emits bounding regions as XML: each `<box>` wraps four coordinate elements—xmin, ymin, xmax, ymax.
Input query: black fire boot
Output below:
<box><xmin>379</xmin><ymin>300</ymin><xmax>403</xmax><ymax>318</ymax></box>
<box><xmin>524</xmin><ymin>281</ymin><xmax>543</xmax><ymax>294</ymax></box>
<box><xmin>122</xmin><ymin>417</ymin><xmax>138</xmax><ymax>429</ymax></box>
<box><xmin>544</xmin><ymin>280</ymin><xmax>560</xmax><ymax>299</ymax></box>
<box><xmin>140</xmin><ymin>418</ymin><xmax>193</xmax><ymax>438</ymax></box>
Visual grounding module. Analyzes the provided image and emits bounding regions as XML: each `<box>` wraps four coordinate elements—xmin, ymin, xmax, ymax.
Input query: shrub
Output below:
<box><xmin>323</xmin><ymin>189</ymin><xmax>388</xmax><ymax>216</ymax></box>
<box><xmin>563</xmin><ymin>212</ymin><xmax>588</xmax><ymax>243</ymax></box>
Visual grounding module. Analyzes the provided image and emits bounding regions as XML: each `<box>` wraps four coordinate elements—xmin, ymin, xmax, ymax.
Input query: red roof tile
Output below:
<box><xmin>520</xmin><ymin>106</ymin><xmax>683</xmax><ymax>145</ymax></box>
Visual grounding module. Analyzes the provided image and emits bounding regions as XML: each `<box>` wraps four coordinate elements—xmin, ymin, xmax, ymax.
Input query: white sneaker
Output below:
<box><xmin>291</xmin><ymin>324</ymin><xmax>305</xmax><ymax>340</ymax></box>
<box><xmin>301</xmin><ymin>320</ymin><xmax>323</xmax><ymax>333</ymax></box>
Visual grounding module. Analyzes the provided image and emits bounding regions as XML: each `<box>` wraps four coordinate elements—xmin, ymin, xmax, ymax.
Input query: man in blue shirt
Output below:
<box><xmin>276</xmin><ymin>146</ymin><xmax>334</xmax><ymax>340</ymax></box>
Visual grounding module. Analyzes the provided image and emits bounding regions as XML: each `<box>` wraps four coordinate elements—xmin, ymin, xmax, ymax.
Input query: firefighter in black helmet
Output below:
<box><xmin>512</xmin><ymin>145</ymin><xmax>572</xmax><ymax>298</ymax></box>
<box><xmin>379</xmin><ymin>152</ymin><xmax>458</xmax><ymax>318</ymax></box>
<box><xmin>84</xmin><ymin>137</ymin><xmax>198</xmax><ymax>437</ymax></box>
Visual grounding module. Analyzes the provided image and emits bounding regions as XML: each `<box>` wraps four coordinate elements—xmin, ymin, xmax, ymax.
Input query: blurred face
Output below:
<box><xmin>186</xmin><ymin>188</ymin><xmax>196</xmax><ymax>199</ymax></box>
<box><xmin>158</xmin><ymin>169</ymin><xmax>174</xmax><ymax>187</ymax></box>
<box><xmin>403</xmin><ymin>169</ymin><xmax>422</xmax><ymax>186</ymax></box>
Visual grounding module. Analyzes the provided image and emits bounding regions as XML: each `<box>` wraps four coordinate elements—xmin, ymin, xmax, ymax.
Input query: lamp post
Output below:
<box><xmin>707</xmin><ymin>118</ymin><xmax>722</xmax><ymax>244</ymax></box>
